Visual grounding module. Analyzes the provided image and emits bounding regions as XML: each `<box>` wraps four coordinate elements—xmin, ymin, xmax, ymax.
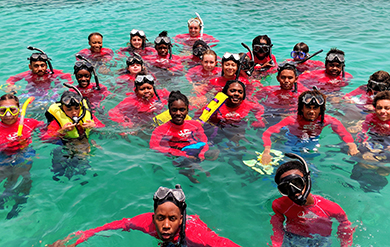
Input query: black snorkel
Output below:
<box><xmin>296</xmin><ymin>49</ymin><xmax>323</xmax><ymax>64</ymax></box>
<box><xmin>284</xmin><ymin>153</ymin><xmax>311</xmax><ymax>206</ymax></box>
<box><xmin>27</xmin><ymin>46</ymin><xmax>54</xmax><ymax>74</ymax></box>
<box><xmin>63</xmin><ymin>83</ymin><xmax>87</xmax><ymax>125</ymax></box>
<box><xmin>241</xmin><ymin>43</ymin><xmax>255</xmax><ymax>76</ymax></box>
<box><xmin>75</xmin><ymin>54</ymin><xmax>101</xmax><ymax>90</ymax></box>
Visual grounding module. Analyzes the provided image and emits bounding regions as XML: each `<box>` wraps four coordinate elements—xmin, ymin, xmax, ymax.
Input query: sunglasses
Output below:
<box><xmin>130</xmin><ymin>29</ymin><xmax>145</xmax><ymax>38</ymax></box>
<box><xmin>0</xmin><ymin>106</ymin><xmax>20</xmax><ymax>117</ymax></box>
<box><xmin>302</xmin><ymin>93</ymin><xmax>325</xmax><ymax>106</ymax></box>
<box><xmin>326</xmin><ymin>53</ymin><xmax>345</xmax><ymax>63</ymax></box>
<box><xmin>253</xmin><ymin>44</ymin><xmax>271</xmax><ymax>53</ymax></box>
<box><xmin>135</xmin><ymin>75</ymin><xmax>154</xmax><ymax>85</ymax></box>
<box><xmin>222</xmin><ymin>52</ymin><xmax>240</xmax><ymax>63</ymax></box>
<box><xmin>155</xmin><ymin>36</ymin><xmax>171</xmax><ymax>45</ymax></box>
<box><xmin>153</xmin><ymin>186</ymin><xmax>186</xmax><ymax>203</ymax></box>
<box><xmin>291</xmin><ymin>51</ymin><xmax>306</xmax><ymax>60</ymax></box>
<box><xmin>277</xmin><ymin>174</ymin><xmax>305</xmax><ymax>196</ymax></box>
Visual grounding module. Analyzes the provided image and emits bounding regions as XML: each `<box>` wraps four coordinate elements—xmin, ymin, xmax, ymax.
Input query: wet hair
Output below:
<box><xmin>325</xmin><ymin>48</ymin><xmax>344</xmax><ymax>65</ymax></box>
<box><xmin>297</xmin><ymin>89</ymin><xmax>326</xmax><ymax>123</ymax></box>
<box><xmin>88</xmin><ymin>32</ymin><xmax>103</xmax><ymax>41</ymax></box>
<box><xmin>168</xmin><ymin>91</ymin><xmax>189</xmax><ymax>109</ymax></box>
<box><xmin>252</xmin><ymin>35</ymin><xmax>272</xmax><ymax>47</ymax></box>
<box><xmin>74</xmin><ymin>62</ymin><xmax>93</xmax><ymax>75</ymax></box>
<box><xmin>130</xmin><ymin>31</ymin><xmax>147</xmax><ymax>49</ymax></box>
<box><xmin>274</xmin><ymin>161</ymin><xmax>307</xmax><ymax>184</ymax></box>
<box><xmin>293</xmin><ymin>42</ymin><xmax>309</xmax><ymax>53</ymax></box>
<box><xmin>373</xmin><ymin>91</ymin><xmax>390</xmax><ymax>108</ymax></box>
<box><xmin>368</xmin><ymin>70</ymin><xmax>390</xmax><ymax>87</ymax></box>
<box><xmin>277</xmin><ymin>62</ymin><xmax>298</xmax><ymax>77</ymax></box>
<box><xmin>29</xmin><ymin>53</ymin><xmax>49</xmax><ymax>64</ymax></box>
<box><xmin>193</xmin><ymin>40</ymin><xmax>209</xmax><ymax>50</ymax></box>
<box><xmin>202</xmin><ymin>49</ymin><xmax>217</xmax><ymax>61</ymax></box>
<box><xmin>0</xmin><ymin>93</ymin><xmax>20</xmax><ymax>108</ymax></box>
<box><xmin>188</xmin><ymin>16</ymin><xmax>202</xmax><ymax>27</ymax></box>
<box><xmin>60</xmin><ymin>91</ymin><xmax>82</xmax><ymax>107</ymax></box>
<box><xmin>222</xmin><ymin>80</ymin><xmax>246</xmax><ymax>100</ymax></box>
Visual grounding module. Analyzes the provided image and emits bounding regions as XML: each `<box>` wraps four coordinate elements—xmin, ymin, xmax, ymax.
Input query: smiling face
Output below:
<box><xmin>29</xmin><ymin>61</ymin><xmax>47</xmax><ymax>76</ymax></box>
<box><xmin>130</xmin><ymin>35</ymin><xmax>143</xmax><ymax>49</ymax></box>
<box><xmin>153</xmin><ymin>201</ymin><xmax>183</xmax><ymax>243</ymax></box>
<box><xmin>325</xmin><ymin>61</ymin><xmax>342</xmax><ymax>77</ymax></box>
<box><xmin>169</xmin><ymin>100</ymin><xmax>188</xmax><ymax>125</ymax></box>
<box><xmin>226</xmin><ymin>82</ymin><xmax>244</xmax><ymax>107</ymax></box>
<box><xmin>0</xmin><ymin>99</ymin><xmax>19</xmax><ymax>125</ymax></box>
<box><xmin>277</xmin><ymin>69</ymin><xmax>297</xmax><ymax>90</ymax></box>
<box><xmin>375</xmin><ymin>99</ymin><xmax>390</xmax><ymax>122</ymax></box>
<box><xmin>222</xmin><ymin>60</ymin><xmax>238</xmax><ymax>79</ymax></box>
<box><xmin>201</xmin><ymin>54</ymin><xmax>217</xmax><ymax>72</ymax></box>
<box><xmin>76</xmin><ymin>69</ymin><xmax>91</xmax><ymax>88</ymax></box>
<box><xmin>302</xmin><ymin>104</ymin><xmax>321</xmax><ymax>121</ymax></box>
<box><xmin>156</xmin><ymin>44</ymin><xmax>169</xmax><ymax>56</ymax></box>
<box><xmin>135</xmin><ymin>83</ymin><xmax>154</xmax><ymax>101</ymax></box>
<box><xmin>188</xmin><ymin>22</ymin><xmax>201</xmax><ymax>37</ymax></box>
<box><xmin>89</xmin><ymin>35</ymin><xmax>103</xmax><ymax>53</ymax></box>
<box><xmin>127</xmin><ymin>63</ymin><xmax>142</xmax><ymax>75</ymax></box>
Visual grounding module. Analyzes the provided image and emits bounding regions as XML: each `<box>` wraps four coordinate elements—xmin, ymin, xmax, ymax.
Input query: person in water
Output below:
<box><xmin>109</xmin><ymin>74</ymin><xmax>169</xmax><ymax>129</ymax></box>
<box><xmin>0</xmin><ymin>93</ymin><xmax>44</xmax><ymax>219</ymax></box>
<box><xmin>114</xmin><ymin>53</ymin><xmax>149</xmax><ymax>93</ymax></box>
<box><xmin>49</xmin><ymin>184</ymin><xmax>240</xmax><ymax>247</ymax></box>
<box><xmin>181</xmin><ymin>39</ymin><xmax>210</xmax><ymax>68</ymax></box>
<box><xmin>270</xmin><ymin>153</ymin><xmax>354</xmax><ymax>247</ymax></box>
<box><xmin>144</xmin><ymin>31</ymin><xmax>184</xmax><ymax>72</ymax></box>
<box><xmin>297</xmin><ymin>48</ymin><xmax>353</xmax><ymax>94</ymax></box>
<box><xmin>249</xmin><ymin>35</ymin><xmax>277</xmax><ymax>76</ymax></box>
<box><xmin>6</xmin><ymin>51</ymin><xmax>72</xmax><ymax>98</ymax></box>
<box><xmin>261</xmin><ymin>89</ymin><xmax>359</xmax><ymax>165</ymax></box>
<box><xmin>77</xmin><ymin>32</ymin><xmax>113</xmax><ymax>63</ymax></box>
<box><xmin>173</xmin><ymin>15</ymin><xmax>219</xmax><ymax>48</ymax></box>
<box><xmin>255</xmin><ymin>62</ymin><xmax>308</xmax><ymax>125</ymax></box>
<box><xmin>285</xmin><ymin>42</ymin><xmax>324</xmax><ymax>73</ymax></box>
<box><xmin>116</xmin><ymin>29</ymin><xmax>156</xmax><ymax>57</ymax></box>
<box><xmin>351</xmin><ymin>91</ymin><xmax>390</xmax><ymax>192</ymax></box>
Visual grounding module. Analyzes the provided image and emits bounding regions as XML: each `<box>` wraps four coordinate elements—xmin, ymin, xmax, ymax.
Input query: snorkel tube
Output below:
<box><xmin>17</xmin><ymin>96</ymin><xmax>35</xmax><ymax>137</ymax></box>
<box><xmin>63</xmin><ymin>83</ymin><xmax>86</xmax><ymax>124</ymax></box>
<box><xmin>235</xmin><ymin>54</ymin><xmax>247</xmax><ymax>80</ymax></box>
<box><xmin>195</xmin><ymin>12</ymin><xmax>204</xmax><ymax>40</ymax></box>
<box><xmin>296</xmin><ymin>49</ymin><xmax>323</xmax><ymax>64</ymax></box>
<box><xmin>75</xmin><ymin>54</ymin><xmax>101</xmax><ymax>90</ymax></box>
<box><xmin>241</xmin><ymin>42</ymin><xmax>255</xmax><ymax>76</ymax></box>
<box><xmin>284</xmin><ymin>153</ymin><xmax>311</xmax><ymax>206</ymax></box>
<box><xmin>27</xmin><ymin>46</ymin><xmax>54</xmax><ymax>74</ymax></box>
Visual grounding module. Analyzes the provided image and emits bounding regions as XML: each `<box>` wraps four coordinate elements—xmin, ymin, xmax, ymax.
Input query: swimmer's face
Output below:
<box><xmin>188</xmin><ymin>22</ymin><xmax>201</xmax><ymax>37</ymax></box>
<box><xmin>131</xmin><ymin>36</ymin><xmax>143</xmax><ymax>49</ymax></box>
<box><xmin>156</xmin><ymin>44</ymin><xmax>169</xmax><ymax>56</ymax></box>
<box><xmin>302</xmin><ymin>104</ymin><xmax>320</xmax><ymax>121</ymax></box>
<box><xmin>255</xmin><ymin>39</ymin><xmax>269</xmax><ymax>56</ymax></box>
<box><xmin>169</xmin><ymin>99</ymin><xmax>188</xmax><ymax>125</ymax></box>
<box><xmin>226</xmin><ymin>83</ymin><xmax>244</xmax><ymax>107</ymax></box>
<box><xmin>135</xmin><ymin>83</ymin><xmax>154</xmax><ymax>101</ymax></box>
<box><xmin>0</xmin><ymin>99</ymin><xmax>19</xmax><ymax>125</ymax></box>
<box><xmin>280</xmin><ymin>169</ymin><xmax>306</xmax><ymax>204</ymax></box>
<box><xmin>29</xmin><ymin>61</ymin><xmax>48</xmax><ymax>76</ymax></box>
<box><xmin>277</xmin><ymin>69</ymin><xmax>297</xmax><ymax>90</ymax></box>
<box><xmin>325</xmin><ymin>61</ymin><xmax>342</xmax><ymax>77</ymax></box>
<box><xmin>76</xmin><ymin>69</ymin><xmax>91</xmax><ymax>88</ymax></box>
<box><xmin>127</xmin><ymin>63</ymin><xmax>142</xmax><ymax>75</ymax></box>
<box><xmin>89</xmin><ymin>35</ymin><xmax>103</xmax><ymax>53</ymax></box>
<box><xmin>201</xmin><ymin>54</ymin><xmax>217</xmax><ymax>72</ymax></box>
<box><xmin>375</xmin><ymin>99</ymin><xmax>390</xmax><ymax>122</ymax></box>
<box><xmin>222</xmin><ymin>60</ymin><xmax>238</xmax><ymax>78</ymax></box>
<box><xmin>153</xmin><ymin>201</ymin><xmax>183</xmax><ymax>243</ymax></box>
<box><xmin>62</xmin><ymin>104</ymin><xmax>81</xmax><ymax>118</ymax></box>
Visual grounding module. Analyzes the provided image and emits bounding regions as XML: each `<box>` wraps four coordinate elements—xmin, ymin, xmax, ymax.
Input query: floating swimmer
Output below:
<box><xmin>77</xmin><ymin>32</ymin><xmax>113</xmax><ymax>63</ymax></box>
<box><xmin>116</xmin><ymin>29</ymin><xmax>157</xmax><ymax>57</ymax></box>
<box><xmin>181</xmin><ymin>39</ymin><xmax>210</xmax><ymax>68</ymax></box>
<box><xmin>247</xmin><ymin>35</ymin><xmax>278</xmax><ymax>77</ymax></box>
<box><xmin>285</xmin><ymin>42</ymin><xmax>324</xmax><ymax>73</ymax></box>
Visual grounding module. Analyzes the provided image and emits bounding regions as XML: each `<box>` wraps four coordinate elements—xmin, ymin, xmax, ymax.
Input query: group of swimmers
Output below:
<box><xmin>1</xmin><ymin>13</ymin><xmax>389</xmax><ymax>246</ymax></box>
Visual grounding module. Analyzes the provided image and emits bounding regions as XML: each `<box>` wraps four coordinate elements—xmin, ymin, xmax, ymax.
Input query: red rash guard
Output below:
<box><xmin>186</xmin><ymin>65</ymin><xmax>222</xmax><ymax>84</ymax></box>
<box><xmin>74</xmin><ymin>212</ymin><xmax>240</xmax><ymax>246</ymax></box>
<box><xmin>270</xmin><ymin>195</ymin><xmax>354</xmax><ymax>247</ymax></box>
<box><xmin>6</xmin><ymin>69</ymin><xmax>72</xmax><ymax>89</ymax></box>
<box><xmin>77</xmin><ymin>47</ymin><xmax>114</xmax><ymax>62</ymax></box>
<box><xmin>71</xmin><ymin>83</ymin><xmax>111</xmax><ymax>109</ymax></box>
<box><xmin>285</xmin><ymin>58</ymin><xmax>324</xmax><ymax>73</ymax></box>
<box><xmin>150</xmin><ymin>120</ymin><xmax>209</xmax><ymax>160</ymax></box>
<box><xmin>262</xmin><ymin>114</ymin><xmax>354</xmax><ymax>147</ymax></box>
<box><xmin>297</xmin><ymin>69</ymin><xmax>353</xmax><ymax>93</ymax></box>
<box><xmin>116</xmin><ymin>46</ymin><xmax>156</xmax><ymax>58</ymax></box>
<box><xmin>173</xmin><ymin>33</ymin><xmax>219</xmax><ymax>47</ymax></box>
<box><xmin>143</xmin><ymin>54</ymin><xmax>184</xmax><ymax>72</ymax></box>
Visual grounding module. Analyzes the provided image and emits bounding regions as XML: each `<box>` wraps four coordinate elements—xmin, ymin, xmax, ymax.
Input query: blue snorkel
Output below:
<box><xmin>75</xmin><ymin>54</ymin><xmax>101</xmax><ymax>90</ymax></box>
<box><xmin>27</xmin><ymin>46</ymin><xmax>54</xmax><ymax>74</ymax></box>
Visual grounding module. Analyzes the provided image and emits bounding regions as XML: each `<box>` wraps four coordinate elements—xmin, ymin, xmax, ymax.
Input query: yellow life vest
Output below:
<box><xmin>198</xmin><ymin>92</ymin><xmax>228</xmax><ymax>124</ymax></box>
<box><xmin>47</xmin><ymin>99</ymin><xmax>92</xmax><ymax>139</ymax></box>
<box><xmin>153</xmin><ymin>109</ymin><xmax>192</xmax><ymax>127</ymax></box>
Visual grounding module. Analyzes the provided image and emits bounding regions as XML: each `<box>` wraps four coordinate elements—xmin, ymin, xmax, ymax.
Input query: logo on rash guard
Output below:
<box><xmin>178</xmin><ymin>129</ymin><xmax>192</xmax><ymax>138</ymax></box>
<box><xmin>7</xmin><ymin>132</ymin><xmax>18</xmax><ymax>141</ymax></box>
<box><xmin>297</xmin><ymin>210</ymin><xmax>318</xmax><ymax>219</ymax></box>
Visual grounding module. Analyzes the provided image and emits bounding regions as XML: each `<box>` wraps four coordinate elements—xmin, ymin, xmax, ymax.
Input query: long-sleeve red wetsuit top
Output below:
<box><xmin>143</xmin><ymin>54</ymin><xmax>184</xmax><ymax>72</ymax></box>
<box><xmin>173</xmin><ymin>33</ymin><xmax>219</xmax><ymax>47</ymax></box>
<box><xmin>6</xmin><ymin>69</ymin><xmax>72</xmax><ymax>89</ymax></box>
<box><xmin>270</xmin><ymin>195</ymin><xmax>354</xmax><ymax>247</ymax></box>
<box><xmin>71</xmin><ymin>83</ymin><xmax>111</xmax><ymax>109</ymax></box>
<box><xmin>77</xmin><ymin>48</ymin><xmax>114</xmax><ymax>62</ymax></box>
<box><xmin>254</xmin><ymin>84</ymin><xmax>308</xmax><ymax>114</ymax></box>
<box><xmin>359</xmin><ymin>113</ymin><xmax>390</xmax><ymax>143</ymax></box>
<box><xmin>108</xmin><ymin>89</ymin><xmax>169</xmax><ymax>128</ymax></box>
<box><xmin>262</xmin><ymin>114</ymin><xmax>354</xmax><ymax>147</ymax></box>
<box><xmin>285</xmin><ymin>59</ymin><xmax>325</xmax><ymax>73</ymax></box>
<box><xmin>0</xmin><ymin>118</ymin><xmax>43</xmax><ymax>155</ymax></box>
<box><xmin>116</xmin><ymin>46</ymin><xmax>156</xmax><ymax>58</ymax></box>
<box><xmin>344</xmin><ymin>85</ymin><xmax>374</xmax><ymax>111</ymax></box>
<box><xmin>205</xmin><ymin>100</ymin><xmax>265</xmax><ymax>128</ymax></box>
<box><xmin>297</xmin><ymin>69</ymin><xmax>353</xmax><ymax>93</ymax></box>
<box><xmin>186</xmin><ymin>65</ymin><xmax>222</xmax><ymax>84</ymax></box>
<box><xmin>74</xmin><ymin>212</ymin><xmax>240</xmax><ymax>246</ymax></box>
<box><xmin>150</xmin><ymin>120</ymin><xmax>209</xmax><ymax>159</ymax></box>
<box><xmin>247</xmin><ymin>52</ymin><xmax>278</xmax><ymax>75</ymax></box>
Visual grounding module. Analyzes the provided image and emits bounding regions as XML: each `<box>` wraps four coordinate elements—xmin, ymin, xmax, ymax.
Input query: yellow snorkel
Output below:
<box><xmin>17</xmin><ymin>96</ymin><xmax>35</xmax><ymax>137</ymax></box>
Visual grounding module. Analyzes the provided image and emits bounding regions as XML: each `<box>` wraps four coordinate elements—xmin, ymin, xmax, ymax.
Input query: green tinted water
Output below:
<box><xmin>1</xmin><ymin>0</ymin><xmax>389</xmax><ymax>246</ymax></box>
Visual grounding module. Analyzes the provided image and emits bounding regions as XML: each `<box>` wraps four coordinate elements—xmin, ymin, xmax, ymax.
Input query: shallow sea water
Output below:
<box><xmin>1</xmin><ymin>0</ymin><xmax>390</xmax><ymax>246</ymax></box>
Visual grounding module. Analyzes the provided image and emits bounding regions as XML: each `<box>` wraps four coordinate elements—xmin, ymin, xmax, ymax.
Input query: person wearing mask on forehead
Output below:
<box><xmin>261</xmin><ymin>89</ymin><xmax>358</xmax><ymax>165</ymax></box>
<box><xmin>173</xmin><ymin>15</ymin><xmax>219</xmax><ymax>48</ymax></box>
<box><xmin>270</xmin><ymin>153</ymin><xmax>355</xmax><ymax>247</ymax></box>
<box><xmin>77</xmin><ymin>32</ymin><xmax>113</xmax><ymax>63</ymax></box>
<box><xmin>298</xmin><ymin>48</ymin><xmax>353</xmax><ymax>94</ymax></box>
<box><xmin>285</xmin><ymin>42</ymin><xmax>324</xmax><ymax>73</ymax></box>
<box><xmin>117</xmin><ymin>29</ymin><xmax>156</xmax><ymax>58</ymax></box>
<box><xmin>248</xmin><ymin>35</ymin><xmax>277</xmax><ymax>77</ymax></box>
<box><xmin>6</xmin><ymin>50</ymin><xmax>72</xmax><ymax>96</ymax></box>
<box><xmin>49</xmin><ymin>185</ymin><xmax>240</xmax><ymax>247</ymax></box>
<box><xmin>143</xmin><ymin>31</ymin><xmax>184</xmax><ymax>76</ymax></box>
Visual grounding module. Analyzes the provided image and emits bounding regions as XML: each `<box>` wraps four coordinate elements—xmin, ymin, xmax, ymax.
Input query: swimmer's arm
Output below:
<box><xmin>251</xmin><ymin>103</ymin><xmax>265</xmax><ymax>128</ymax></box>
<box><xmin>269</xmin><ymin>201</ymin><xmax>285</xmax><ymax>247</ymax></box>
<box><xmin>6</xmin><ymin>71</ymin><xmax>29</xmax><ymax>85</ymax></box>
<box><xmin>81</xmin><ymin>120</ymin><xmax>96</xmax><ymax>129</ymax></box>
<box><xmin>261</xmin><ymin>146</ymin><xmax>272</xmax><ymax>165</ymax></box>
<box><xmin>346</xmin><ymin>142</ymin><xmax>359</xmax><ymax>156</ymax></box>
<box><xmin>150</xmin><ymin>129</ymin><xmax>189</xmax><ymax>158</ymax></box>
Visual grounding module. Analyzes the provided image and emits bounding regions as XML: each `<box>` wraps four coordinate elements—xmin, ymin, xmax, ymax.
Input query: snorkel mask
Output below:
<box><xmin>326</xmin><ymin>52</ymin><xmax>345</xmax><ymax>78</ymax></box>
<box><xmin>134</xmin><ymin>75</ymin><xmax>161</xmax><ymax>101</ymax></box>
<box><xmin>367</xmin><ymin>79</ymin><xmax>389</xmax><ymax>93</ymax></box>
<box><xmin>155</xmin><ymin>31</ymin><xmax>172</xmax><ymax>59</ymax></box>
<box><xmin>278</xmin><ymin>153</ymin><xmax>312</xmax><ymax>206</ymax></box>
<box><xmin>130</xmin><ymin>29</ymin><xmax>147</xmax><ymax>49</ymax></box>
<box><xmin>126</xmin><ymin>53</ymin><xmax>144</xmax><ymax>66</ymax></box>
<box><xmin>192</xmin><ymin>40</ymin><xmax>209</xmax><ymax>58</ymax></box>
<box><xmin>222</xmin><ymin>52</ymin><xmax>240</xmax><ymax>77</ymax></box>
<box><xmin>75</xmin><ymin>54</ymin><xmax>101</xmax><ymax>90</ymax></box>
<box><xmin>27</xmin><ymin>46</ymin><xmax>54</xmax><ymax>74</ymax></box>
<box><xmin>291</xmin><ymin>50</ymin><xmax>307</xmax><ymax>60</ymax></box>
<box><xmin>62</xmin><ymin>83</ymin><xmax>86</xmax><ymax>124</ymax></box>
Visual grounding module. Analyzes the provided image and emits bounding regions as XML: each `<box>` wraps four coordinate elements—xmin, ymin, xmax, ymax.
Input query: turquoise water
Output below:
<box><xmin>1</xmin><ymin>0</ymin><xmax>390</xmax><ymax>246</ymax></box>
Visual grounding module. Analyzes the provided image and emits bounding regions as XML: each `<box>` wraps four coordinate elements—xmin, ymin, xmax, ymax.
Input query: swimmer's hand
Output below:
<box><xmin>60</xmin><ymin>122</ymin><xmax>76</xmax><ymax>133</ymax></box>
<box><xmin>48</xmin><ymin>233</ymin><xmax>77</xmax><ymax>247</ymax></box>
<box><xmin>347</xmin><ymin>142</ymin><xmax>359</xmax><ymax>156</ymax></box>
<box><xmin>261</xmin><ymin>146</ymin><xmax>272</xmax><ymax>165</ymax></box>
<box><xmin>81</xmin><ymin>120</ymin><xmax>96</xmax><ymax>129</ymax></box>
